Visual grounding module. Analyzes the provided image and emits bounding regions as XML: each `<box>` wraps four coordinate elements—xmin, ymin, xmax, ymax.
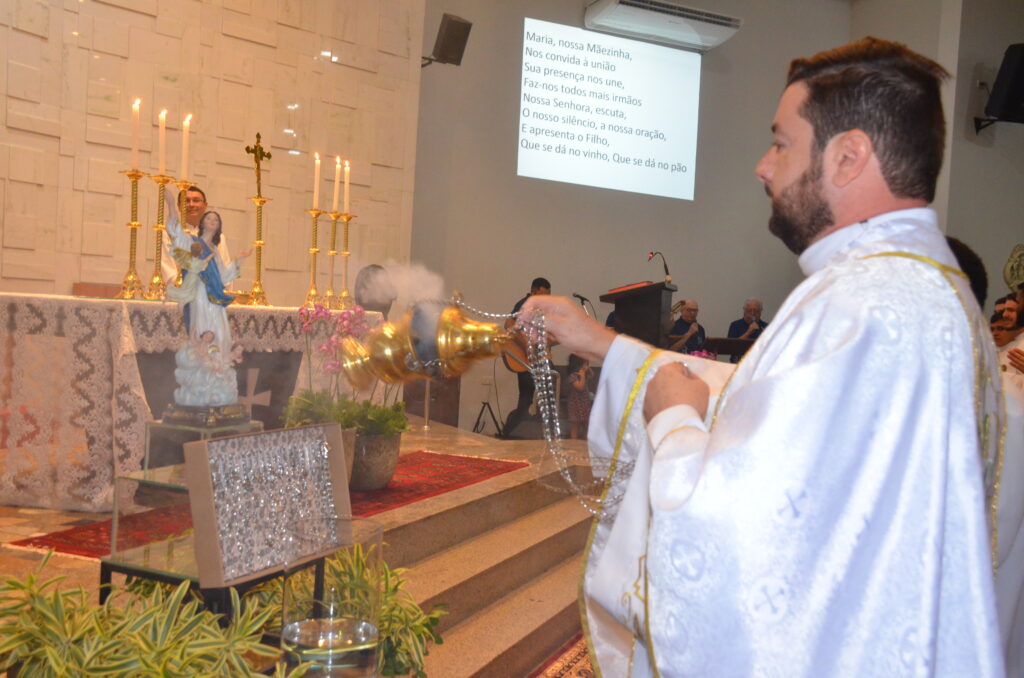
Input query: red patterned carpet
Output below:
<box><xmin>527</xmin><ymin>633</ymin><xmax>593</xmax><ymax>677</ymax></box>
<box><xmin>8</xmin><ymin>451</ymin><xmax>527</xmax><ymax>559</ymax></box>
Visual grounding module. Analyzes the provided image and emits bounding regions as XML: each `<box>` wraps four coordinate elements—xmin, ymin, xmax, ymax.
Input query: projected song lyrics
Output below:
<box><xmin>517</xmin><ymin>18</ymin><xmax>700</xmax><ymax>201</ymax></box>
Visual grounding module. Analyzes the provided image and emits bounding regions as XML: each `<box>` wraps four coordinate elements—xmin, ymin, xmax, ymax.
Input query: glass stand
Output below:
<box><xmin>100</xmin><ymin>462</ymin><xmax>282</xmax><ymax>620</ymax></box>
<box><xmin>145</xmin><ymin>419</ymin><xmax>263</xmax><ymax>469</ymax></box>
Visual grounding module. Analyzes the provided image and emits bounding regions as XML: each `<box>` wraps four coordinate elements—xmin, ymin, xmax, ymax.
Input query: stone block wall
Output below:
<box><xmin>0</xmin><ymin>0</ymin><xmax>424</xmax><ymax>304</ymax></box>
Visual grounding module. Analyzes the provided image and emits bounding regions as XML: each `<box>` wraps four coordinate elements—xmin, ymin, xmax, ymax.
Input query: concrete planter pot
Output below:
<box><xmin>341</xmin><ymin>427</ymin><xmax>356</xmax><ymax>483</ymax></box>
<box><xmin>350</xmin><ymin>432</ymin><xmax>401</xmax><ymax>491</ymax></box>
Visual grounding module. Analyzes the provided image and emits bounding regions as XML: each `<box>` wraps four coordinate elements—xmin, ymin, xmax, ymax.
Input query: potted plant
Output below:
<box><xmin>283</xmin><ymin>392</ymin><xmax>409</xmax><ymax>491</ymax></box>
<box><xmin>282</xmin><ymin>388</ymin><xmax>360</xmax><ymax>480</ymax></box>
<box><xmin>347</xmin><ymin>399</ymin><xmax>410</xmax><ymax>491</ymax></box>
<box><xmin>0</xmin><ymin>554</ymin><xmax>302</xmax><ymax>677</ymax></box>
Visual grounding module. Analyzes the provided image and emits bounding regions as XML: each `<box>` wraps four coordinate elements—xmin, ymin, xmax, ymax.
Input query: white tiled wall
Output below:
<box><xmin>0</xmin><ymin>0</ymin><xmax>425</xmax><ymax>303</ymax></box>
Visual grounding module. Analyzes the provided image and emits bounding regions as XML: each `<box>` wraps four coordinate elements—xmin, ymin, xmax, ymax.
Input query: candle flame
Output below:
<box><xmin>159</xmin><ymin>109</ymin><xmax>167</xmax><ymax>119</ymax></box>
<box><xmin>133</xmin><ymin>98</ymin><xmax>141</xmax><ymax>108</ymax></box>
<box><xmin>345</xmin><ymin>160</ymin><xmax>350</xmax><ymax>169</ymax></box>
<box><xmin>336</xmin><ymin>155</ymin><xmax>341</xmax><ymax>166</ymax></box>
<box><xmin>315</xmin><ymin>152</ymin><xmax>320</xmax><ymax>160</ymax></box>
<box><xmin>184</xmin><ymin>113</ymin><xmax>193</xmax><ymax>123</ymax></box>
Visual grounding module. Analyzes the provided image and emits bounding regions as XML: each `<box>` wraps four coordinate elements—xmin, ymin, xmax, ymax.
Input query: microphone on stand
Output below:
<box><xmin>647</xmin><ymin>251</ymin><xmax>672</xmax><ymax>283</ymax></box>
<box><xmin>572</xmin><ymin>293</ymin><xmax>594</xmax><ymax>318</ymax></box>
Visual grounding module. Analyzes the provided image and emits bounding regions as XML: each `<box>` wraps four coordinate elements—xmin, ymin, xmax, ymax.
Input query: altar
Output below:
<box><xmin>0</xmin><ymin>292</ymin><xmax>337</xmax><ymax>512</ymax></box>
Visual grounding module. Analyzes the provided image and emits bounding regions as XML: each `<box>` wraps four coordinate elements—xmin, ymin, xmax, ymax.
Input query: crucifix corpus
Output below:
<box><xmin>243</xmin><ymin>133</ymin><xmax>272</xmax><ymax>305</ymax></box>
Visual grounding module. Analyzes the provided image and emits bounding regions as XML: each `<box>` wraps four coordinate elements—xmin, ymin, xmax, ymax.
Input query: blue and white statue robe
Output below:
<box><xmin>583</xmin><ymin>208</ymin><xmax>1005</xmax><ymax>678</ymax></box>
<box><xmin>166</xmin><ymin>210</ymin><xmax>240</xmax><ymax>355</ymax></box>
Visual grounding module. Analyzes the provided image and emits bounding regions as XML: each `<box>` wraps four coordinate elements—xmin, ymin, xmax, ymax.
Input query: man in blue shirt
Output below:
<box><xmin>727</xmin><ymin>298</ymin><xmax>769</xmax><ymax>362</ymax></box>
<box><xmin>668</xmin><ymin>299</ymin><xmax>705</xmax><ymax>353</ymax></box>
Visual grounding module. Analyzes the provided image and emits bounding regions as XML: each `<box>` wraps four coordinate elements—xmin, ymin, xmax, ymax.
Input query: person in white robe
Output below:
<box><xmin>522</xmin><ymin>37</ymin><xmax>1004</xmax><ymax>678</ymax></box>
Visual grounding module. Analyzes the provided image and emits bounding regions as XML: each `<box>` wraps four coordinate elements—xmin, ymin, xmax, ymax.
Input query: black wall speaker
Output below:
<box><xmin>985</xmin><ymin>43</ymin><xmax>1024</xmax><ymax>123</ymax></box>
<box><xmin>431</xmin><ymin>13</ymin><xmax>472</xmax><ymax>66</ymax></box>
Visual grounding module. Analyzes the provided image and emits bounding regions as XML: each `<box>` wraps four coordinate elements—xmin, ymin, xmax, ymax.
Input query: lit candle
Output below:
<box><xmin>158</xmin><ymin>109</ymin><xmax>167</xmax><ymax>176</ymax></box>
<box><xmin>131</xmin><ymin>99</ymin><xmax>141</xmax><ymax>170</ymax></box>
<box><xmin>181</xmin><ymin>114</ymin><xmax>192</xmax><ymax>181</ymax></box>
<box><xmin>312</xmin><ymin>152</ymin><xmax>321</xmax><ymax>209</ymax></box>
<box><xmin>332</xmin><ymin>156</ymin><xmax>341</xmax><ymax>212</ymax></box>
<box><xmin>343</xmin><ymin>160</ymin><xmax>350</xmax><ymax>214</ymax></box>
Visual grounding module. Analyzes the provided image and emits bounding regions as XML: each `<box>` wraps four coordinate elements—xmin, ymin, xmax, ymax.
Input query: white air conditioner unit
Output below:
<box><xmin>584</xmin><ymin>0</ymin><xmax>741</xmax><ymax>53</ymax></box>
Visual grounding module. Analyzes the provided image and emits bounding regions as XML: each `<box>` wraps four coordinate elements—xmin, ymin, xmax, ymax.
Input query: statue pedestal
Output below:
<box><xmin>146</xmin><ymin>414</ymin><xmax>262</xmax><ymax>469</ymax></box>
<box><xmin>162</xmin><ymin>403</ymin><xmax>250</xmax><ymax>428</ymax></box>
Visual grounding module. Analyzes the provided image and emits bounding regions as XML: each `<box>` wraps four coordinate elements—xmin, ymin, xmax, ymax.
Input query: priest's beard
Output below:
<box><xmin>767</xmin><ymin>154</ymin><xmax>834</xmax><ymax>255</ymax></box>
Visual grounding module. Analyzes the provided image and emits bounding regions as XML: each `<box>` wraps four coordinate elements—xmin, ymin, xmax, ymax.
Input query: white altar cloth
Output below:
<box><xmin>0</xmin><ymin>292</ymin><xmax>345</xmax><ymax>511</ymax></box>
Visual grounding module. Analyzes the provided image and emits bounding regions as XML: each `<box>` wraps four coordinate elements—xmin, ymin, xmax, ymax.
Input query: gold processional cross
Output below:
<box><xmin>245</xmin><ymin>133</ymin><xmax>272</xmax><ymax>198</ymax></box>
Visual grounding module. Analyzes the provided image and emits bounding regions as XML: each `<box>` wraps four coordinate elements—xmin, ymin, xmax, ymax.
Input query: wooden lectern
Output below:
<box><xmin>600</xmin><ymin>281</ymin><xmax>677</xmax><ymax>347</ymax></box>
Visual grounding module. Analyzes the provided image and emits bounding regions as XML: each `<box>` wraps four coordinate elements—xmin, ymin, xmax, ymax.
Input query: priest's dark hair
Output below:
<box><xmin>787</xmin><ymin>36</ymin><xmax>949</xmax><ymax>203</ymax></box>
<box><xmin>945</xmin><ymin>236</ymin><xmax>987</xmax><ymax>308</ymax></box>
<box><xmin>198</xmin><ymin>210</ymin><xmax>222</xmax><ymax>247</ymax></box>
<box><xmin>177</xmin><ymin>185</ymin><xmax>207</xmax><ymax>204</ymax></box>
<box><xmin>530</xmin><ymin>277</ymin><xmax>551</xmax><ymax>292</ymax></box>
<box><xmin>187</xmin><ymin>185</ymin><xmax>208</xmax><ymax>202</ymax></box>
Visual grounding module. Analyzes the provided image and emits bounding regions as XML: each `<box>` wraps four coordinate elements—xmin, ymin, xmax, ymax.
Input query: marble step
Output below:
<box><xmin>404</xmin><ymin>495</ymin><xmax>591</xmax><ymax>632</ymax></box>
<box><xmin>380</xmin><ymin>466</ymin><xmax>575</xmax><ymax>569</ymax></box>
<box><xmin>421</xmin><ymin>555</ymin><xmax>583</xmax><ymax>678</ymax></box>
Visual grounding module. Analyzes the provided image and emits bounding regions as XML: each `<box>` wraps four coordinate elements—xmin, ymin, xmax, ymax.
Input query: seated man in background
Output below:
<box><xmin>727</xmin><ymin>298</ymin><xmax>769</xmax><ymax>362</ymax></box>
<box><xmin>667</xmin><ymin>299</ymin><xmax>705</xmax><ymax>353</ymax></box>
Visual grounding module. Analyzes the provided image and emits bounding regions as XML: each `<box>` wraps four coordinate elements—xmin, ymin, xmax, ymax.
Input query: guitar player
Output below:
<box><xmin>502</xmin><ymin>277</ymin><xmax>551</xmax><ymax>438</ymax></box>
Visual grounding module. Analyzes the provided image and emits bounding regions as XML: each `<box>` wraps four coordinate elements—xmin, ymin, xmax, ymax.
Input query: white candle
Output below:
<box><xmin>343</xmin><ymin>160</ymin><xmax>350</xmax><ymax>214</ymax></box>
<box><xmin>181</xmin><ymin>114</ymin><xmax>192</xmax><ymax>181</ymax></box>
<box><xmin>332</xmin><ymin>156</ymin><xmax>341</xmax><ymax>212</ymax></box>
<box><xmin>312</xmin><ymin>152</ymin><xmax>321</xmax><ymax>209</ymax></box>
<box><xmin>158</xmin><ymin>109</ymin><xmax>167</xmax><ymax>176</ymax></box>
<box><xmin>131</xmin><ymin>99</ymin><xmax>141</xmax><ymax>170</ymax></box>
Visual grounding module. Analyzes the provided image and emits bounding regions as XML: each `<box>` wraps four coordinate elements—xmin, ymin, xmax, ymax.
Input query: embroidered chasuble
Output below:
<box><xmin>998</xmin><ymin>372</ymin><xmax>1024</xmax><ymax>677</ymax></box>
<box><xmin>583</xmin><ymin>208</ymin><xmax>1005</xmax><ymax>678</ymax></box>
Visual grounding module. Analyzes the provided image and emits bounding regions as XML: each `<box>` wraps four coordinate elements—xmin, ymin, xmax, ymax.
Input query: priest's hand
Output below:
<box><xmin>1009</xmin><ymin>347</ymin><xmax>1024</xmax><ymax>375</ymax></box>
<box><xmin>644</xmin><ymin>362</ymin><xmax>709</xmax><ymax>422</ymax></box>
<box><xmin>518</xmin><ymin>295</ymin><xmax>615</xmax><ymax>363</ymax></box>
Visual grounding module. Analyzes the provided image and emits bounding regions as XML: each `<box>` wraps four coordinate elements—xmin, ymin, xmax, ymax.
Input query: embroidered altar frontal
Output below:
<box><xmin>0</xmin><ymin>292</ymin><xmax>342</xmax><ymax>512</ymax></box>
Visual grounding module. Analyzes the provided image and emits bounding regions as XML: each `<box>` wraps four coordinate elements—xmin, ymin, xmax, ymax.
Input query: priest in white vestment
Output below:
<box><xmin>522</xmin><ymin>38</ymin><xmax>1005</xmax><ymax>678</ymax></box>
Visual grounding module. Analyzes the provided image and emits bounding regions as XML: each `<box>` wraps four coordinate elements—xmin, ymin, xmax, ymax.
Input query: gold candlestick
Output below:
<box><xmin>304</xmin><ymin>208</ymin><xmax>323</xmax><ymax>308</ymax></box>
<box><xmin>145</xmin><ymin>174</ymin><xmax>174</xmax><ymax>300</ymax></box>
<box><xmin>116</xmin><ymin>169</ymin><xmax>146</xmax><ymax>299</ymax></box>
<box><xmin>337</xmin><ymin>213</ymin><xmax>356</xmax><ymax>310</ymax></box>
<box><xmin>245</xmin><ymin>196</ymin><xmax>271</xmax><ymax>306</ymax></box>
<box><xmin>173</xmin><ymin>179</ymin><xmax>193</xmax><ymax>287</ymax></box>
<box><xmin>324</xmin><ymin>211</ymin><xmax>342</xmax><ymax>308</ymax></box>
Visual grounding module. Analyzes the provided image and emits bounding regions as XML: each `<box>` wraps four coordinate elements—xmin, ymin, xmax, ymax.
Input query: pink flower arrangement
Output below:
<box><xmin>298</xmin><ymin>303</ymin><xmax>332</xmax><ymax>334</ymax></box>
<box><xmin>297</xmin><ymin>304</ymin><xmax>372</xmax><ymax>378</ymax></box>
<box><xmin>689</xmin><ymin>349</ymin><xmax>718</xmax><ymax>360</ymax></box>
